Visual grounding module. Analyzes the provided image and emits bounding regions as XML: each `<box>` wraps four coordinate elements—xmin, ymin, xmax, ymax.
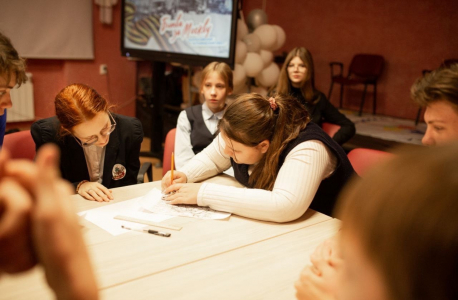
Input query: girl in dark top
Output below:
<box><xmin>274</xmin><ymin>47</ymin><xmax>355</xmax><ymax>145</ymax></box>
<box><xmin>31</xmin><ymin>83</ymin><xmax>143</xmax><ymax>202</ymax></box>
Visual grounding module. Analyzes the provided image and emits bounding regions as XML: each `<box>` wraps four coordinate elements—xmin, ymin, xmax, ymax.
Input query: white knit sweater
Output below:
<box><xmin>180</xmin><ymin>134</ymin><xmax>337</xmax><ymax>223</ymax></box>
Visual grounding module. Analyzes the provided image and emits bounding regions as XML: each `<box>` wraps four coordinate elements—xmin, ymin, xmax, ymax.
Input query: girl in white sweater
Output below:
<box><xmin>162</xmin><ymin>93</ymin><xmax>355</xmax><ymax>222</ymax></box>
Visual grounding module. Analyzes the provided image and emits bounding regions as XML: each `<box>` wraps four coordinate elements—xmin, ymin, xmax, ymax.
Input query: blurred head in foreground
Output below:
<box><xmin>336</xmin><ymin>143</ymin><xmax>458</xmax><ymax>300</ymax></box>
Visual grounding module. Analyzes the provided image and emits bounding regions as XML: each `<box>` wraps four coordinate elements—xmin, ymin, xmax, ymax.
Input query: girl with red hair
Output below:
<box><xmin>31</xmin><ymin>83</ymin><xmax>143</xmax><ymax>202</ymax></box>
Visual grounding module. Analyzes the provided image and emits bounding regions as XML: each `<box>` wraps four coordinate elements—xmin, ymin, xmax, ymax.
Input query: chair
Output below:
<box><xmin>321</xmin><ymin>122</ymin><xmax>341</xmax><ymax>139</ymax></box>
<box><xmin>136</xmin><ymin>162</ymin><xmax>153</xmax><ymax>184</ymax></box>
<box><xmin>347</xmin><ymin>148</ymin><xmax>394</xmax><ymax>177</ymax></box>
<box><xmin>2</xmin><ymin>130</ymin><xmax>36</xmax><ymax>160</ymax></box>
<box><xmin>162</xmin><ymin>128</ymin><xmax>176</xmax><ymax>176</ymax></box>
<box><xmin>328</xmin><ymin>54</ymin><xmax>385</xmax><ymax>116</ymax></box>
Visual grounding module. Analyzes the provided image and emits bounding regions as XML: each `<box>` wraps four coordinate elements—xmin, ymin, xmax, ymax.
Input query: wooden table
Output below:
<box><xmin>0</xmin><ymin>175</ymin><xmax>340</xmax><ymax>300</ymax></box>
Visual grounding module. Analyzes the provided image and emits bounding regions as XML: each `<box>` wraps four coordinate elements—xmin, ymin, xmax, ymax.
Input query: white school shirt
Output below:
<box><xmin>175</xmin><ymin>102</ymin><xmax>224</xmax><ymax>170</ymax></box>
<box><xmin>180</xmin><ymin>133</ymin><xmax>337</xmax><ymax>223</ymax></box>
<box><xmin>82</xmin><ymin>145</ymin><xmax>106</xmax><ymax>183</ymax></box>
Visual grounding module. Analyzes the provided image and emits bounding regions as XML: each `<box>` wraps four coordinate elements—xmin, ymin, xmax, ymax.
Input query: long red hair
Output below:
<box><xmin>54</xmin><ymin>83</ymin><xmax>109</xmax><ymax>136</ymax></box>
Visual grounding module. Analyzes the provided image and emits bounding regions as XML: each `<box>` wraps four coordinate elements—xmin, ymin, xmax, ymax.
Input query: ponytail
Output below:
<box><xmin>219</xmin><ymin>93</ymin><xmax>310</xmax><ymax>190</ymax></box>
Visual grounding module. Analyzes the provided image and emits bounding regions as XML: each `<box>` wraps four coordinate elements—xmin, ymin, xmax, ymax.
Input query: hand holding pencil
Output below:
<box><xmin>161</xmin><ymin>152</ymin><xmax>187</xmax><ymax>191</ymax></box>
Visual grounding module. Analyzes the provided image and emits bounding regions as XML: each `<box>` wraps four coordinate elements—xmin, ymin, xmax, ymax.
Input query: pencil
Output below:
<box><xmin>171</xmin><ymin>152</ymin><xmax>174</xmax><ymax>186</ymax></box>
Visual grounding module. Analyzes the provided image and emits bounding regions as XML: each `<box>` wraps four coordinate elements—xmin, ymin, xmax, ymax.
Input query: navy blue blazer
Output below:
<box><xmin>31</xmin><ymin>113</ymin><xmax>143</xmax><ymax>190</ymax></box>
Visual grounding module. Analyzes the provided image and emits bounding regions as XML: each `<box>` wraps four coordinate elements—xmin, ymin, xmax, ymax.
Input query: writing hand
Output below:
<box><xmin>163</xmin><ymin>183</ymin><xmax>202</xmax><ymax>205</ymax></box>
<box><xmin>161</xmin><ymin>170</ymin><xmax>187</xmax><ymax>191</ymax></box>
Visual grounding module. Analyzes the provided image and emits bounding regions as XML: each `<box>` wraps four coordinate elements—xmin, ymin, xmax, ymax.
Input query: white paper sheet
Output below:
<box><xmin>78</xmin><ymin>197</ymin><xmax>173</xmax><ymax>236</ymax></box>
<box><xmin>139</xmin><ymin>188</ymin><xmax>231</xmax><ymax>220</ymax></box>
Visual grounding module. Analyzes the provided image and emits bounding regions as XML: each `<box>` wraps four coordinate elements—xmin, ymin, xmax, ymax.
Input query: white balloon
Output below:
<box><xmin>255</xmin><ymin>62</ymin><xmax>281</xmax><ymax>87</ymax></box>
<box><xmin>243</xmin><ymin>33</ymin><xmax>261</xmax><ymax>53</ymax></box>
<box><xmin>233</xmin><ymin>64</ymin><xmax>246</xmax><ymax>88</ymax></box>
<box><xmin>253</xmin><ymin>25</ymin><xmax>277</xmax><ymax>50</ymax></box>
<box><xmin>260</xmin><ymin>50</ymin><xmax>273</xmax><ymax>68</ymax></box>
<box><xmin>251</xmin><ymin>85</ymin><xmax>268</xmax><ymax>97</ymax></box>
<box><xmin>237</xmin><ymin>19</ymin><xmax>249</xmax><ymax>40</ymax></box>
<box><xmin>235</xmin><ymin>40</ymin><xmax>248</xmax><ymax>64</ymax></box>
<box><xmin>243</xmin><ymin>52</ymin><xmax>264</xmax><ymax>78</ymax></box>
<box><xmin>272</xmin><ymin>25</ymin><xmax>286</xmax><ymax>51</ymax></box>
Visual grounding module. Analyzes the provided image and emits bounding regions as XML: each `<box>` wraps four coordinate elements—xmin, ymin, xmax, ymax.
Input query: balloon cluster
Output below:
<box><xmin>233</xmin><ymin>9</ymin><xmax>286</xmax><ymax>95</ymax></box>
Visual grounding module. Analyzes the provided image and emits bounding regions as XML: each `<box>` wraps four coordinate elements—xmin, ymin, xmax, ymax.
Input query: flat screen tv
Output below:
<box><xmin>121</xmin><ymin>0</ymin><xmax>238</xmax><ymax>67</ymax></box>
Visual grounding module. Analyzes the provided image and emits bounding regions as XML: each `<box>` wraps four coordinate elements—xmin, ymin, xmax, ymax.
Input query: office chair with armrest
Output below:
<box><xmin>137</xmin><ymin>162</ymin><xmax>153</xmax><ymax>184</ymax></box>
<box><xmin>162</xmin><ymin>128</ymin><xmax>176</xmax><ymax>176</ymax></box>
<box><xmin>328</xmin><ymin>54</ymin><xmax>385</xmax><ymax>116</ymax></box>
<box><xmin>2</xmin><ymin>130</ymin><xmax>36</xmax><ymax>160</ymax></box>
<box><xmin>347</xmin><ymin>148</ymin><xmax>394</xmax><ymax>177</ymax></box>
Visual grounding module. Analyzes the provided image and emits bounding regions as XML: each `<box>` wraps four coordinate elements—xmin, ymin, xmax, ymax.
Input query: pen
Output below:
<box><xmin>121</xmin><ymin>225</ymin><xmax>171</xmax><ymax>237</ymax></box>
<box><xmin>171</xmin><ymin>152</ymin><xmax>174</xmax><ymax>186</ymax></box>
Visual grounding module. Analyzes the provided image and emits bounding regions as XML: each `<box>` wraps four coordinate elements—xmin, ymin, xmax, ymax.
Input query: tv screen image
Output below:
<box><xmin>122</xmin><ymin>0</ymin><xmax>238</xmax><ymax>66</ymax></box>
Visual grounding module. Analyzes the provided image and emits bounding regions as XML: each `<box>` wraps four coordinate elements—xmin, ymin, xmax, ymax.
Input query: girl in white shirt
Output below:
<box><xmin>162</xmin><ymin>93</ymin><xmax>355</xmax><ymax>222</ymax></box>
<box><xmin>174</xmin><ymin>61</ymin><xmax>233</xmax><ymax>169</ymax></box>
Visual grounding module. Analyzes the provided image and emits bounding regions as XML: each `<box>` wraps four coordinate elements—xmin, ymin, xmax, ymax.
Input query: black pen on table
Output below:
<box><xmin>122</xmin><ymin>225</ymin><xmax>171</xmax><ymax>237</ymax></box>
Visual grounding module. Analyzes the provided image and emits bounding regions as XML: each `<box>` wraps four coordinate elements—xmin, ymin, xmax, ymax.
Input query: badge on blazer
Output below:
<box><xmin>112</xmin><ymin>164</ymin><xmax>126</xmax><ymax>180</ymax></box>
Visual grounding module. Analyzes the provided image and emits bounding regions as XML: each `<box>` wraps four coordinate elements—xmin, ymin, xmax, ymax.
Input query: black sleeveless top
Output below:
<box><xmin>231</xmin><ymin>122</ymin><xmax>356</xmax><ymax>217</ymax></box>
<box><xmin>185</xmin><ymin>105</ymin><xmax>216</xmax><ymax>154</ymax></box>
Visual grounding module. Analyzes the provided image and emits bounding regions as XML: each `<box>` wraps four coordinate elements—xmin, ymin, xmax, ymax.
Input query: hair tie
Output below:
<box><xmin>268</xmin><ymin>97</ymin><xmax>278</xmax><ymax>111</ymax></box>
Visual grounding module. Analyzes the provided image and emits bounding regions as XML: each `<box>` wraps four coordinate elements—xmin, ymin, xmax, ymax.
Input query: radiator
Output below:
<box><xmin>7</xmin><ymin>72</ymin><xmax>35</xmax><ymax>122</ymax></box>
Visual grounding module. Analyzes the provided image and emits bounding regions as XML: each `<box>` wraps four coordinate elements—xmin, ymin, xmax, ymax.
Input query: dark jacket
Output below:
<box><xmin>232</xmin><ymin>122</ymin><xmax>356</xmax><ymax>217</ymax></box>
<box><xmin>31</xmin><ymin>113</ymin><xmax>143</xmax><ymax>190</ymax></box>
<box><xmin>290</xmin><ymin>87</ymin><xmax>356</xmax><ymax>145</ymax></box>
<box><xmin>185</xmin><ymin>104</ymin><xmax>216</xmax><ymax>154</ymax></box>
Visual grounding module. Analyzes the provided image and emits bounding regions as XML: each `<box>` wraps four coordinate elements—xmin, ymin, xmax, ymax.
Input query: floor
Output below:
<box><xmin>341</xmin><ymin>109</ymin><xmax>425</xmax><ymax>152</ymax></box>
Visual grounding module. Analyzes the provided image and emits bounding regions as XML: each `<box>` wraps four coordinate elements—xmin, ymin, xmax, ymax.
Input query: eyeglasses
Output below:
<box><xmin>73</xmin><ymin>111</ymin><xmax>116</xmax><ymax>147</ymax></box>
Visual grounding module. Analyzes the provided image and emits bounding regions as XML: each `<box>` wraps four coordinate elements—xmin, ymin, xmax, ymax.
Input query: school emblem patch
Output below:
<box><xmin>112</xmin><ymin>164</ymin><xmax>126</xmax><ymax>180</ymax></box>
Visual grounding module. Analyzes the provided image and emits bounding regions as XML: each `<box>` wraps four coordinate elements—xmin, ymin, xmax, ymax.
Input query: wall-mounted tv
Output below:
<box><xmin>121</xmin><ymin>0</ymin><xmax>238</xmax><ymax>67</ymax></box>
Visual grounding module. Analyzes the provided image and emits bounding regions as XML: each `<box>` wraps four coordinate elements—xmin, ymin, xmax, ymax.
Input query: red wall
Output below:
<box><xmin>7</xmin><ymin>2</ymin><xmax>136</xmax><ymax>130</ymax></box>
<box><xmin>243</xmin><ymin>0</ymin><xmax>458</xmax><ymax>120</ymax></box>
<box><xmin>7</xmin><ymin>0</ymin><xmax>457</xmax><ymax>131</ymax></box>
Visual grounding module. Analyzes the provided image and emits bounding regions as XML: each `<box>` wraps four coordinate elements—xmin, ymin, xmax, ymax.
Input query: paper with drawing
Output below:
<box><xmin>79</xmin><ymin>188</ymin><xmax>230</xmax><ymax>235</ymax></box>
<box><xmin>139</xmin><ymin>188</ymin><xmax>231</xmax><ymax>220</ymax></box>
<box><xmin>78</xmin><ymin>197</ymin><xmax>173</xmax><ymax>236</ymax></box>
